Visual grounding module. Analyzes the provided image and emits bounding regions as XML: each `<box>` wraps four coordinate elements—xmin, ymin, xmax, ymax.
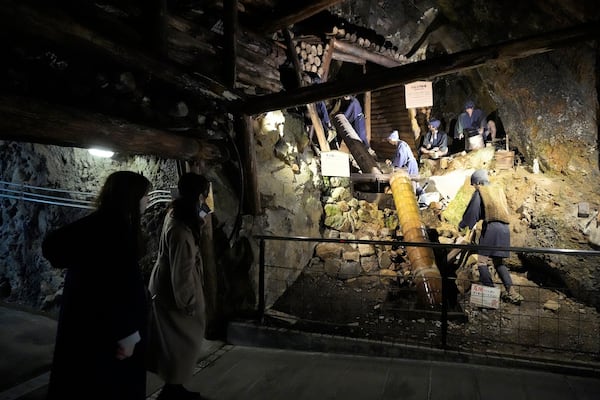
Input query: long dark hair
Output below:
<box><xmin>172</xmin><ymin>172</ymin><xmax>209</xmax><ymax>241</ymax></box>
<box><xmin>96</xmin><ymin>171</ymin><xmax>151</xmax><ymax>255</ymax></box>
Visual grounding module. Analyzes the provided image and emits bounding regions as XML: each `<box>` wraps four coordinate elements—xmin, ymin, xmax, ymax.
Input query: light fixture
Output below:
<box><xmin>88</xmin><ymin>148</ymin><xmax>114</xmax><ymax>158</ymax></box>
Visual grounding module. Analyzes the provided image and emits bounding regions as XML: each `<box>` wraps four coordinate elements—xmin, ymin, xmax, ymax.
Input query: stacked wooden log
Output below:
<box><xmin>168</xmin><ymin>15</ymin><xmax>287</xmax><ymax>94</ymax></box>
<box><xmin>294</xmin><ymin>36</ymin><xmax>329</xmax><ymax>79</ymax></box>
<box><xmin>330</xmin><ymin>25</ymin><xmax>408</xmax><ymax>63</ymax></box>
<box><xmin>293</xmin><ymin>25</ymin><xmax>409</xmax><ymax>83</ymax></box>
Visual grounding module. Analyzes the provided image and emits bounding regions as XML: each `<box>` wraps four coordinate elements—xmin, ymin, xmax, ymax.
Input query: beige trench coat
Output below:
<box><xmin>148</xmin><ymin>211</ymin><xmax>206</xmax><ymax>384</ymax></box>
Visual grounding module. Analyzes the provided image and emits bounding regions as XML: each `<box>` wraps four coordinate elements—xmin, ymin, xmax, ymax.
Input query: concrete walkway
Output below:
<box><xmin>2</xmin><ymin>304</ymin><xmax>600</xmax><ymax>400</ymax></box>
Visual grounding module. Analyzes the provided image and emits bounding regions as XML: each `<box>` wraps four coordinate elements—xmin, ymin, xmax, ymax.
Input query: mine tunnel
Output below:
<box><xmin>1</xmin><ymin>1</ymin><xmax>600</xmax><ymax>399</ymax></box>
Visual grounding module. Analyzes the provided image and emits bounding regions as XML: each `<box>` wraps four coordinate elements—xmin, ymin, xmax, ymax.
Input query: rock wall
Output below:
<box><xmin>249</xmin><ymin>111</ymin><xmax>324</xmax><ymax>308</ymax></box>
<box><xmin>483</xmin><ymin>48</ymin><xmax>598</xmax><ymax>177</ymax></box>
<box><xmin>0</xmin><ymin>140</ymin><xmax>179</xmax><ymax>310</ymax></box>
<box><xmin>0</xmin><ymin>111</ymin><xmax>329</xmax><ymax>313</ymax></box>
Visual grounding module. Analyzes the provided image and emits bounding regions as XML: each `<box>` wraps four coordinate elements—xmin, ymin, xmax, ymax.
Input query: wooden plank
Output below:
<box><xmin>332</xmin><ymin>39</ymin><xmax>402</xmax><ymax>68</ymax></box>
<box><xmin>332</xmin><ymin>50</ymin><xmax>367</xmax><ymax>65</ymax></box>
<box><xmin>236</xmin><ymin>114</ymin><xmax>261</xmax><ymax>215</ymax></box>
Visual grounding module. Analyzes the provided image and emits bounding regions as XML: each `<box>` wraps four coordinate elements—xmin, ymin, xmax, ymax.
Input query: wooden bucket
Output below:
<box><xmin>467</xmin><ymin>134</ymin><xmax>484</xmax><ymax>150</ymax></box>
<box><xmin>495</xmin><ymin>150</ymin><xmax>515</xmax><ymax>169</ymax></box>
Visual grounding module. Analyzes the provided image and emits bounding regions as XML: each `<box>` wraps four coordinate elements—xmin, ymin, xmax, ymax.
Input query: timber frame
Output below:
<box><xmin>0</xmin><ymin>0</ymin><xmax>599</xmax><ymax>216</ymax></box>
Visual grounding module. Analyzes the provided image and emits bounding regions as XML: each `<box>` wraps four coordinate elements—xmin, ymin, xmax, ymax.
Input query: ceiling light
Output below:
<box><xmin>88</xmin><ymin>148</ymin><xmax>114</xmax><ymax>158</ymax></box>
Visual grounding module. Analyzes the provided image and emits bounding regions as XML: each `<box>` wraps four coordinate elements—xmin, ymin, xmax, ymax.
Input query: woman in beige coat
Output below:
<box><xmin>148</xmin><ymin>172</ymin><xmax>210</xmax><ymax>400</ymax></box>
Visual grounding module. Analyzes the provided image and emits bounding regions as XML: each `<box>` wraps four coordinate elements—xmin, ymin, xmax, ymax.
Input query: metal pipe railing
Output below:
<box><xmin>254</xmin><ymin>234</ymin><xmax>600</xmax><ymax>257</ymax></box>
<box><xmin>254</xmin><ymin>234</ymin><xmax>600</xmax><ymax>350</ymax></box>
<box><xmin>258</xmin><ymin>238</ymin><xmax>266</xmax><ymax>323</ymax></box>
<box><xmin>0</xmin><ymin>180</ymin><xmax>173</xmax><ymax>210</ymax></box>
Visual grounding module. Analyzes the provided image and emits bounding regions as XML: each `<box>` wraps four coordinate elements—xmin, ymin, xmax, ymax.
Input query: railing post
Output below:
<box><xmin>441</xmin><ymin>274</ymin><xmax>448</xmax><ymax>349</ymax></box>
<box><xmin>258</xmin><ymin>237</ymin><xmax>265</xmax><ymax>323</ymax></box>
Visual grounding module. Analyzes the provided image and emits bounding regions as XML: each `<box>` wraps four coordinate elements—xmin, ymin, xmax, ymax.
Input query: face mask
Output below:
<box><xmin>139</xmin><ymin>195</ymin><xmax>149</xmax><ymax>214</ymax></box>
<box><xmin>198</xmin><ymin>202</ymin><xmax>212</xmax><ymax>218</ymax></box>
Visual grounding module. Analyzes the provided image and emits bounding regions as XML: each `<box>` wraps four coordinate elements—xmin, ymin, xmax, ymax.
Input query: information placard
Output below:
<box><xmin>405</xmin><ymin>81</ymin><xmax>433</xmax><ymax>109</ymax></box>
<box><xmin>469</xmin><ymin>283</ymin><xmax>501</xmax><ymax>309</ymax></box>
<box><xmin>321</xmin><ymin>150</ymin><xmax>350</xmax><ymax>177</ymax></box>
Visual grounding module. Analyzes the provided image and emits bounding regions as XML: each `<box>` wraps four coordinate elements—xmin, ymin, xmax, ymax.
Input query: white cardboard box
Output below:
<box><xmin>470</xmin><ymin>283</ymin><xmax>501</xmax><ymax>309</ymax></box>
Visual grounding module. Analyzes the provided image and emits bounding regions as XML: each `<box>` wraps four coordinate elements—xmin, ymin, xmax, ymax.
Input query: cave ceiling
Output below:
<box><xmin>0</xmin><ymin>0</ymin><xmax>598</xmax><ymax>159</ymax></box>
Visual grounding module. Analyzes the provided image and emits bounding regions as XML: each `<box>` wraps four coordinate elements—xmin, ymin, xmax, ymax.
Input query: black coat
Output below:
<box><xmin>42</xmin><ymin>210</ymin><xmax>148</xmax><ymax>400</ymax></box>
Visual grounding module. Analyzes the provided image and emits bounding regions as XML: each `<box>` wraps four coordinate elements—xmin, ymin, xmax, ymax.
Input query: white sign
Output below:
<box><xmin>404</xmin><ymin>81</ymin><xmax>433</xmax><ymax>109</ymax></box>
<box><xmin>321</xmin><ymin>151</ymin><xmax>350</xmax><ymax>177</ymax></box>
<box><xmin>469</xmin><ymin>283</ymin><xmax>501</xmax><ymax>309</ymax></box>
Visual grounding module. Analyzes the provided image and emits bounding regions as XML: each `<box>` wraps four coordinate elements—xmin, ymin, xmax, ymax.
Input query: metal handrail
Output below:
<box><xmin>254</xmin><ymin>234</ymin><xmax>600</xmax><ymax>257</ymax></box>
<box><xmin>0</xmin><ymin>180</ymin><xmax>173</xmax><ymax>210</ymax></box>
<box><xmin>255</xmin><ymin>235</ymin><xmax>600</xmax><ymax>357</ymax></box>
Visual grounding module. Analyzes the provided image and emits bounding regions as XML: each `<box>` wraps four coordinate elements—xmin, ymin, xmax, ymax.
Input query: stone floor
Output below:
<box><xmin>2</xmin><ymin>304</ymin><xmax>600</xmax><ymax>400</ymax></box>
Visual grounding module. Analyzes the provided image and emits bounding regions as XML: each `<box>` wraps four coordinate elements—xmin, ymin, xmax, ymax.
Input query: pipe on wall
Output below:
<box><xmin>389</xmin><ymin>170</ymin><xmax>442</xmax><ymax>309</ymax></box>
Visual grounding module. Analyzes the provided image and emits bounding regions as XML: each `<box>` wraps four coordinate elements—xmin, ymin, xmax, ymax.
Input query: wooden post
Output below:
<box><xmin>282</xmin><ymin>29</ymin><xmax>303</xmax><ymax>88</ymax></box>
<box><xmin>307</xmin><ymin>103</ymin><xmax>330</xmax><ymax>151</ymax></box>
<box><xmin>237</xmin><ymin>114</ymin><xmax>261</xmax><ymax>215</ymax></box>
<box><xmin>364</xmin><ymin>91</ymin><xmax>372</xmax><ymax>147</ymax></box>
<box><xmin>320</xmin><ymin>39</ymin><xmax>334</xmax><ymax>80</ymax></box>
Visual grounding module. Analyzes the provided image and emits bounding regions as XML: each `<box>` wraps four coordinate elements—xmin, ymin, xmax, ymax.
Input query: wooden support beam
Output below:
<box><xmin>252</xmin><ymin>0</ymin><xmax>345</xmax><ymax>34</ymax></box>
<box><xmin>236</xmin><ymin>114</ymin><xmax>260</xmax><ymax>215</ymax></box>
<box><xmin>161</xmin><ymin>14</ymin><xmax>284</xmax><ymax>92</ymax></box>
<box><xmin>237</xmin><ymin>21</ymin><xmax>600</xmax><ymax>115</ymax></box>
<box><xmin>223</xmin><ymin>0</ymin><xmax>238</xmax><ymax>88</ymax></box>
<box><xmin>283</xmin><ymin>29</ymin><xmax>304</xmax><ymax>89</ymax></box>
<box><xmin>331</xmin><ymin>50</ymin><xmax>367</xmax><ymax>65</ymax></box>
<box><xmin>320</xmin><ymin>40</ymin><xmax>335</xmax><ymax>81</ymax></box>
<box><xmin>306</xmin><ymin>104</ymin><xmax>330</xmax><ymax>151</ymax></box>
<box><xmin>332</xmin><ymin>40</ymin><xmax>402</xmax><ymax>68</ymax></box>
<box><xmin>0</xmin><ymin>95</ymin><xmax>205</xmax><ymax>160</ymax></box>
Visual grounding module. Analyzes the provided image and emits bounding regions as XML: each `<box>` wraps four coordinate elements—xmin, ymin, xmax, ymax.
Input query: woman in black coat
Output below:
<box><xmin>42</xmin><ymin>171</ymin><xmax>151</xmax><ymax>400</ymax></box>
